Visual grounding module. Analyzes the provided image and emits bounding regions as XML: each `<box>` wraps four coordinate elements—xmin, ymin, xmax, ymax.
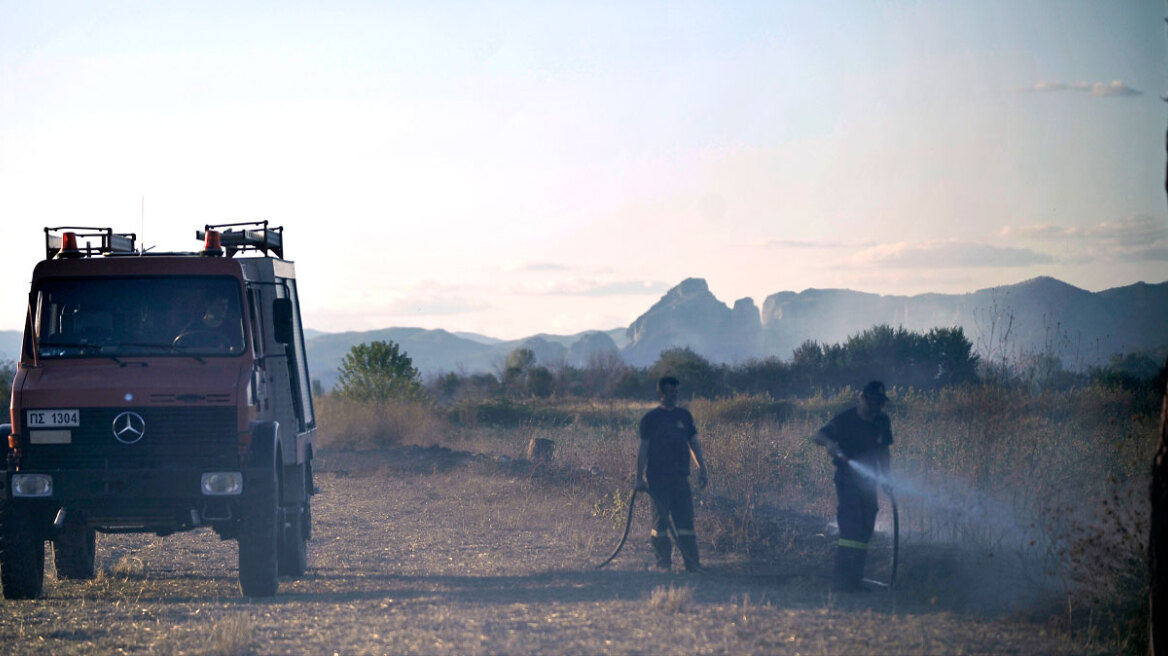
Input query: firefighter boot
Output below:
<box><xmin>650</xmin><ymin>531</ymin><xmax>672</xmax><ymax>571</ymax></box>
<box><xmin>831</xmin><ymin>546</ymin><xmax>851</xmax><ymax>591</ymax></box>
<box><xmin>851</xmin><ymin>546</ymin><xmax>869</xmax><ymax>587</ymax></box>
<box><xmin>832</xmin><ymin>546</ymin><xmax>866</xmax><ymax>592</ymax></box>
<box><xmin>677</xmin><ymin>533</ymin><xmax>702</xmax><ymax>572</ymax></box>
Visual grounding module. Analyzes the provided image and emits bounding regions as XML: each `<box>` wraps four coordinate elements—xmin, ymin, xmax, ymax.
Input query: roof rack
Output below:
<box><xmin>196</xmin><ymin>221</ymin><xmax>283</xmax><ymax>259</ymax></box>
<box><xmin>44</xmin><ymin>227</ymin><xmax>137</xmax><ymax>260</ymax></box>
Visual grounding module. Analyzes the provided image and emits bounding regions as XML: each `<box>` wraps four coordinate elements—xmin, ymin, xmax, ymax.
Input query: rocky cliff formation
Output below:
<box><xmin>304</xmin><ymin>276</ymin><xmax>1168</xmax><ymax>386</ymax></box>
<box><xmin>566</xmin><ymin>331</ymin><xmax>623</xmax><ymax>368</ymax></box>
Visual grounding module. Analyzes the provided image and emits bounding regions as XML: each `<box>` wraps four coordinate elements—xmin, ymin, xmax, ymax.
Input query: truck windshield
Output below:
<box><xmin>34</xmin><ymin>276</ymin><xmax>246</xmax><ymax>358</ymax></box>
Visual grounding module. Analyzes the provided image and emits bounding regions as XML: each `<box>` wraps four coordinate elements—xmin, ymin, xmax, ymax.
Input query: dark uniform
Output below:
<box><xmin>819</xmin><ymin>405</ymin><xmax>893</xmax><ymax>590</ymax></box>
<box><xmin>639</xmin><ymin>405</ymin><xmax>700</xmax><ymax>571</ymax></box>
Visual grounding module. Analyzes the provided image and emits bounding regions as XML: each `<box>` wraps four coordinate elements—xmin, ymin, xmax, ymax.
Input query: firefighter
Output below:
<box><xmin>812</xmin><ymin>380</ymin><xmax>893</xmax><ymax>592</ymax></box>
<box><xmin>635</xmin><ymin>376</ymin><xmax>710</xmax><ymax>572</ymax></box>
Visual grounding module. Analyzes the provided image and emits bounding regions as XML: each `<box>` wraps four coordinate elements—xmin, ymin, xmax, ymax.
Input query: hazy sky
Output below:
<box><xmin>1</xmin><ymin>1</ymin><xmax>1165</xmax><ymax>338</ymax></box>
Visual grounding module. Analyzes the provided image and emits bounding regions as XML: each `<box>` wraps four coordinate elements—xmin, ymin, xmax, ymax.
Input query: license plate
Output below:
<box><xmin>26</xmin><ymin>409</ymin><xmax>80</xmax><ymax>428</ymax></box>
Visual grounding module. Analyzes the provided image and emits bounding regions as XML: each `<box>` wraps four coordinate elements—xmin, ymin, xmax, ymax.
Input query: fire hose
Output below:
<box><xmin>597</xmin><ymin>478</ymin><xmax>895</xmax><ymax>584</ymax></box>
<box><xmin>863</xmin><ymin>486</ymin><xmax>900</xmax><ymax>590</ymax></box>
<box><xmin>595</xmin><ymin>486</ymin><xmax>695</xmax><ymax>570</ymax></box>
<box><xmin>853</xmin><ymin>483</ymin><xmax>899</xmax><ymax>590</ymax></box>
<box><xmin>596</xmin><ymin>488</ymin><xmax>639</xmax><ymax>569</ymax></box>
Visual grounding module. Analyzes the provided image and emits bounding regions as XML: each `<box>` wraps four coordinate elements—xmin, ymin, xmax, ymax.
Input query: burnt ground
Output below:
<box><xmin>0</xmin><ymin>446</ymin><xmax>1104</xmax><ymax>655</ymax></box>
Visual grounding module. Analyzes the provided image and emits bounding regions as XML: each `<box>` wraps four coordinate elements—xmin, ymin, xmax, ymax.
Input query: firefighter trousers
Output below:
<box><xmin>647</xmin><ymin>475</ymin><xmax>701</xmax><ymax>571</ymax></box>
<box><xmin>833</xmin><ymin>474</ymin><xmax>878</xmax><ymax>589</ymax></box>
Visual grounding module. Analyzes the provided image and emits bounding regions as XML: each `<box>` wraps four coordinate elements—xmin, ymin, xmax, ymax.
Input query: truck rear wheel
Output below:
<box><xmin>53</xmin><ymin>517</ymin><xmax>96</xmax><ymax>580</ymax></box>
<box><xmin>0</xmin><ymin>503</ymin><xmax>45</xmax><ymax>599</ymax></box>
<box><xmin>238</xmin><ymin>469</ymin><xmax>279</xmax><ymax>597</ymax></box>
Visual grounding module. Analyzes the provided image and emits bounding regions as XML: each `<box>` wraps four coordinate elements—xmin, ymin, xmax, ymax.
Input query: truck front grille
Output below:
<box><xmin>24</xmin><ymin>407</ymin><xmax>238</xmax><ymax>471</ymax></box>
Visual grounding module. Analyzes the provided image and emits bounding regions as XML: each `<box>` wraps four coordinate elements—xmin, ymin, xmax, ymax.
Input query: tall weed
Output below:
<box><xmin>316</xmin><ymin>396</ymin><xmax>447</xmax><ymax>449</ymax></box>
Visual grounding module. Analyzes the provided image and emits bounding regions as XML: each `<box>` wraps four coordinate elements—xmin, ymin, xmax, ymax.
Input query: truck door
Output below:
<box><xmin>273</xmin><ymin>279</ymin><xmax>314</xmax><ymax>434</ymax></box>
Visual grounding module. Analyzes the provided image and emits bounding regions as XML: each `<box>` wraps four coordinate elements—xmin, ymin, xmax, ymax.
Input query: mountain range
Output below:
<box><xmin>1</xmin><ymin>276</ymin><xmax>1163</xmax><ymax>389</ymax></box>
<box><xmin>300</xmin><ymin>275</ymin><xmax>1168</xmax><ymax>389</ymax></box>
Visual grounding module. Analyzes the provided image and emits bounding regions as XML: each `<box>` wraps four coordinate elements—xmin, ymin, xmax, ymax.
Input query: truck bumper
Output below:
<box><xmin>1</xmin><ymin>468</ymin><xmax>262</xmax><ymax>534</ymax></box>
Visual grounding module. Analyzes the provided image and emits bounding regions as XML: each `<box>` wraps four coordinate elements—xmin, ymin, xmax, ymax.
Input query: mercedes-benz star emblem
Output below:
<box><xmin>112</xmin><ymin>411</ymin><xmax>146</xmax><ymax>444</ymax></box>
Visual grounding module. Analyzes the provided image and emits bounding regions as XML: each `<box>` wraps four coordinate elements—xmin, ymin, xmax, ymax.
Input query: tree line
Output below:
<box><xmin>328</xmin><ymin>322</ymin><xmax>1165</xmax><ymax>404</ymax></box>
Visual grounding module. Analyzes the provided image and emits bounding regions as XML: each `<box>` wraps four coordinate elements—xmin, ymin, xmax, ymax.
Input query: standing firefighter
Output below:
<box><xmin>636</xmin><ymin>376</ymin><xmax>710</xmax><ymax>572</ymax></box>
<box><xmin>812</xmin><ymin>380</ymin><xmax>893</xmax><ymax>592</ymax></box>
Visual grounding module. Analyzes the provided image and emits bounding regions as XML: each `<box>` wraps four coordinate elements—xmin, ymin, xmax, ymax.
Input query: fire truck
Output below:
<box><xmin>0</xmin><ymin>222</ymin><xmax>316</xmax><ymax>598</ymax></box>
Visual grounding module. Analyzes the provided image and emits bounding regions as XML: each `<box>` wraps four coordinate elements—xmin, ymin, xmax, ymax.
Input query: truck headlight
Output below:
<box><xmin>12</xmin><ymin>474</ymin><xmax>53</xmax><ymax>497</ymax></box>
<box><xmin>201</xmin><ymin>472</ymin><xmax>243</xmax><ymax>496</ymax></box>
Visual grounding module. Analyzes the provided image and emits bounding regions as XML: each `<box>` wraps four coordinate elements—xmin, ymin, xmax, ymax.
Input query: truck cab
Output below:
<box><xmin>1</xmin><ymin>222</ymin><xmax>315</xmax><ymax>598</ymax></box>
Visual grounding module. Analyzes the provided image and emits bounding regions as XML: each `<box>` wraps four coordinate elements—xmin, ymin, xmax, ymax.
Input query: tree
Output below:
<box><xmin>502</xmin><ymin>347</ymin><xmax>535</xmax><ymax>397</ymax></box>
<box><xmin>0</xmin><ymin>360</ymin><xmax>15</xmax><ymax>404</ymax></box>
<box><xmin>526</xmin><ymin>366</ymin><xmax>555</xmax><ymax>398</ymax></box>
<box><xmin>649</xmin><ymin>347</ymin><xmax>723</xmax><ymax>399</ymax></box>
<box><xmin>334</xmin><ymin>341</ymin><xmax>423</xmax><ymax>402</ymax></box>
<box><xmin>504</xmin><ymin>348</ymin><xmax>535</xmax><ymax>382</ymax></box>
<box><xmin>925</xmin><ymin>327</ymin><xmax>979</xmax><ymax>387</ymax></box>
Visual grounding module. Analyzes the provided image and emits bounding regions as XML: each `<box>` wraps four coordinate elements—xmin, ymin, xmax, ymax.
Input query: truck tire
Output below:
<box><xmin>237</xmin><ymin>468</ymin><xmax>279</xmax><ymax>597</ymax></box>
<box><xmin>53</xmin><ymin>517</ymin><xmax>96</xmax><ymax>580</ymax></box>
<box><xmin>0</xmin><ymin>503</ymin><xmax>45</xmax><ymax>599</ymax></box>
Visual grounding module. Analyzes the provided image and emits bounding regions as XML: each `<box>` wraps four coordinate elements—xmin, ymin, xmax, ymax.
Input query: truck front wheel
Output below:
<box><xmin>0</xmin><ymin>503</ymin><xmax>45</xmax><ymax>599</ymax></box>
<box><xmin>53</xmin><ymin>516</ymin><xmax>96</xmax><ymax>580</ymax></box>
<box><xmin>237</xmin><ymin>469</ymin><xmax>279</xmax><ymax>597</ymax></box>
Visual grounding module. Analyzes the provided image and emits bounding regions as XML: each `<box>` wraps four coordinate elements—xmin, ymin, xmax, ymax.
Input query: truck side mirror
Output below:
<box><xmin>273</xmin><ymin>298</ymin><xmax>294</xmax><ymax>345</ymax></box>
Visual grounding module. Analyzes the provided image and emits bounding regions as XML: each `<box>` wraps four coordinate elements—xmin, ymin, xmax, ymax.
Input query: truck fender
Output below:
<box><xmin>244</xmin><ymin>421</ymin><xmax>280</xmax><ymax>496</ymax></box>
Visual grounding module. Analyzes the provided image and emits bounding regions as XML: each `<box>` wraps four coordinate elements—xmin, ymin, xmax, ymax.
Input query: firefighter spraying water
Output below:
<box><xmin>813</xmin><ymin>381</ymin><xmax>895</xmax><ymax>592</ymax></box>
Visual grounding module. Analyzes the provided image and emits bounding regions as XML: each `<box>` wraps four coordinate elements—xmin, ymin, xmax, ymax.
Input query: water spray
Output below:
<box><xmin>845</xmin><ymin>451</ymin><xmax>1050</xmax><ymax>567</ymax></box>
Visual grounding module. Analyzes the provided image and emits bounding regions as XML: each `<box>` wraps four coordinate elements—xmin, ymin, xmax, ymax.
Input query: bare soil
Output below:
<box><xmin>0</xmin><ymin>446</ymin><xmax>1103</xmax><ymax>655</ymax></box>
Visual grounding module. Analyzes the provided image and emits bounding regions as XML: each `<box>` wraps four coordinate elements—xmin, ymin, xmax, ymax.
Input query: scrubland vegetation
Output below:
<box><xmin>315</xmin><ymin>326</ymin><xmax>1164</xmax><ymax>654</ymax></box>
<box><xmin>0</xmin><ymin>322</ymin><xmax>1159</xmax><ymax>653</ymax></box>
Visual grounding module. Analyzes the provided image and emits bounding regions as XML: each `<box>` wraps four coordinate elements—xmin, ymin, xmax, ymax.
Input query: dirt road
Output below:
<box><xmin>0</xmin><ymin>447</ymin><xmax>1098</xmax><ymax>655</ymax></box>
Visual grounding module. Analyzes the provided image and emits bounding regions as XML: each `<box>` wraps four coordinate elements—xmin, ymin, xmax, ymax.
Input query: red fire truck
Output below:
<box><xmin>1</xmin><ymin>222</ymin><xmax>316</xmax><ymax>598</ymax></box>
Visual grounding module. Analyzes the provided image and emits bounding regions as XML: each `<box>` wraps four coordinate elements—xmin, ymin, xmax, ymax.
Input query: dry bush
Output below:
<box><xmin>109</xmin><ymin>555</ymin><xmax>146</xmax><ymax>579</ymax></box>
<box><xmin>316</xmin><ymin>396</ymin><xmax>447</xmax><ymax>450</ymax></box>
<box><xmin>688</xmin><ymin>394</ymin><xmax>793</xmax><ymax>425</ymax></box>
<box><xmin>880</xmin><ymin>385</ymin><xmax>1154</xmax><ymax>649</ymax></box>
<box><xmin>646</xmin><ymin>584</ymin><xmax>695</xmax><ymax>613</ymax></box>
<box><xmin>1048</xmin><ymin>475</ymin><xmax>1149</xmax><ymax>653</ymax></box>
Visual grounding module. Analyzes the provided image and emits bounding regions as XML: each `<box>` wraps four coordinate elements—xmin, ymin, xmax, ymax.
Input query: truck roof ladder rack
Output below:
<box><xmin>197</xmin><ymin>221</ymin><xmax>284</xmax><ymax>259</ymax></box>
<box><xmin>44</xmin><ymin>227</ymin><xmax>137</xmax><ymax>260</ymax></box>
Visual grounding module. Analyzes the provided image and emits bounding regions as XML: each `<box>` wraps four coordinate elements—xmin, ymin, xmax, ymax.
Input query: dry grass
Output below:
<box><xmin>647</xmin><ymin>584</ymin><xmax>695</xmax><ymax>613</ymax></box>
<box><xmin>108</xmin><ymin>555</ymin><xmax>146</xmax><ymax>579</ymax></box>
<box><xmin>315</xmin><ymin>396</ymin><xmax>447</xmax><ymax>449</ymax></box>
<box><xmin>308</xmin><ymin>385</ymin><xmax>1160</xmax><ymax>651</ymax></box>
<box><xmin>205</xmin><ymin>614</ymin><xmax>255</xmax><ymax>656</ymax></box>
<box><xmin>0</xmin><ymin>457</ymin><xmax>1110</xmax><ymax>655</ymax></box>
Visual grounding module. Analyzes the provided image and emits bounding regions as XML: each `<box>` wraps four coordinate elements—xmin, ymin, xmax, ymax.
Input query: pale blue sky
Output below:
<box><xmin>1</xmin><ymin>1</ymin><xmax>1165</xmax><ymax>337</ymax></box>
